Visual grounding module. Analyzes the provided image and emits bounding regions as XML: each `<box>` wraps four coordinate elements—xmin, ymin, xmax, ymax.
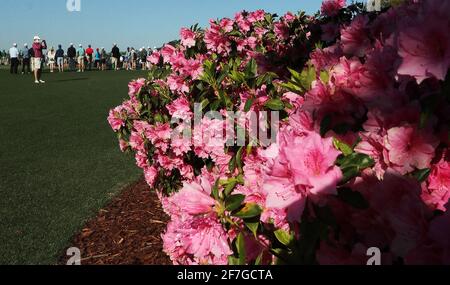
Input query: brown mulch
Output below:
<box><xmin>60</xmin><ymin>178</ymin><xmax>172</xmax><ymax>265</ymax></box>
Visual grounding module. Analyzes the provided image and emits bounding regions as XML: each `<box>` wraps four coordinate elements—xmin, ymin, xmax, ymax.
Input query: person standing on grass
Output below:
<box><xmin>9</xmin><ymin>43</ymin><xmax>19</xmax><ymax>74</ymax></box>
<box><xmin>111</xmin><ymin>43</ymin><xmax>120</xmax><ymax>71</ymax></box>
<box><xmin>67</xmin><ymin>43</ymin><xmax>76</xmax><ymax>71</ymax></box>
<box><xmin>77</xmin><ymin>44</ymin><xmax>85</xmax><ymax>72</ymax></box>
<box><xmin>48</xmin><ymin>47</ymin><xmax>56</xmax><ymax>73</ymax></box>
<box><xmin>130</xmin><ymin>47</ymin><xmax>137</xmax><ymax>70</ymax></box>
<box><xmin>140</xmin><ymin>47</ymin><xmax>147</xmax><ymax>71</ymax></box>
<box><xmin>86</xmin><ymin>44</ymin><xmax>94</xmax><ymax>71</ymax></box>
<box><xmin>94</xmin><ymin>48</ymin><xmax>101</xmax><ymax>70</ymax></box>
<box><xmin>55</xmin><ymin>45</ymin><xmax>64</xmax><ymax>72</ymax></box>
<box><xmin>32</xmin><ymin>36</ymin><xmax>47</xmax><ymax>84</ymax></box>
<box><xmin>21</xmin><ymin>44</ymin><xmax>31</xmax><ymax>74</ymax></box>
<box><xmin>124</xmin><ymin>47</ymin><xmax>131</xmax><ymax>70</ymax></box>
<box><xmin>101</xmin><ymin>48</ymin><xmax>107</xmax><ymax>71</ymax></box>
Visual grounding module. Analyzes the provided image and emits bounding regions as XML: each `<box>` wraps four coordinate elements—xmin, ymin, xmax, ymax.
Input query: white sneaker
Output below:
<box><xmin>39</xmin><ymin>80</ymin><xmax>46</xmax><ymax>83</ymax></box>
<box><xmin>35</xmin><ymin>80</ymin><xmax>40</xmax><ymax>84</ymax></box>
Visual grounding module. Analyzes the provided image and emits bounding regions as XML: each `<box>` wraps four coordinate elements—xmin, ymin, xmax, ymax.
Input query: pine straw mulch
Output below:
<box><xmin>60</xmin><ymin>178</ymin><xmax>172</xmax><ymax>265</ymax></box>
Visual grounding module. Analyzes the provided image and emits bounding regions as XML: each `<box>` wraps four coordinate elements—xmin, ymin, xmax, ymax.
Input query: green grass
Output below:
<box><xmin>0</xmin><ymin>69</ymin><xmax>144</xmax><ymax>264</ymax></box>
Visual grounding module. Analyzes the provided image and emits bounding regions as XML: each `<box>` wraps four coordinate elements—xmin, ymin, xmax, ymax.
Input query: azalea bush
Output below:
<box><xmin>108</xmin><ymin>0</ymin><xmax>450</xmax><ymax>265</ymax></box>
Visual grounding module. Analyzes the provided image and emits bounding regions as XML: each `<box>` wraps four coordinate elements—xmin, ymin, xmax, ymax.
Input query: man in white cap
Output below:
<box><xmin>32</xmin><ymin>35</ymin><xmax>47</xmax><ymax>83</ymax></box>
<box><xmin>9</xmin><ymin>43</ymin><xmax>19</xmax><ymax>74</ymax></box>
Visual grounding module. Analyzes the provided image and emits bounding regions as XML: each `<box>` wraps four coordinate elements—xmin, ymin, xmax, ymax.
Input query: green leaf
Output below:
<box><xmin>236</xmin><ymin>233</ymin><xmax>246</xmax><ymax>265</ymax></box>
<box><xmin>245</xmin><ymin>58</ymin><xmax>258</xmax><ymax>79</ymax></box>
<box><xmin>333</xmin><ymin>138</ymin><xmax>353</xmax><ymax>156</ymax></box>
<box><xmin>211</xmin><ymin>179</ymin><xmax>220</xmax><ymax>200</ymax></box>
<box><xmin>338</xmin><ymin>187</ymin><xmax>369</xmax><ymax>209</ymax></box>
<box><xmin>337</xmin><ymin>153</ymin><xmax>375</xmax><ymax>183</ymax></box>
<box><xmin>244</xmin><ymin>97</ymin><xmax>255</xmax><ymax>112</ymax></box>
<box><xmin>228</xmin><ymin>256</ymin><xmax>240</xmax><ymax>265</ymax></box>
<box><xmin>320</xmin><ymin>70</ymin><xmax>330</xmax><ymax>84</ymax></box>
<box><xmin>233</xmin><ymin>203</ymin><xmax>263</xmax><ymax>219</ymax></box>
<box><xmin>265</xmin><ymin>98</ymin><xmax>285</xmax><ymax>111</ymax></box>
<box><xmin>412</xmin><ymin>168</ymin><xmax>431</xmax><ymax>183</ymax></box>
<box><xmin>274</xmin><ymin>229</ymin><xmax>294</xmax><ymax>247</ymax></box>
<box><xmin>236</xmin><ymin>147</ymin><xmax>244</xmax><ymax>173</ymax></box>
<box><xmin>254</xmin><ymin>252</ymin><xmax>264</xmax><ymax>266</ymax></box>
<box><xmin>225</xmin><ymin>194</ymin><xmax>245</xmax><ymax>212</ymax></box>
<box><xmin>245</xmin><ymin>221</ymin><xmax>260</xmax><ymax>237</ymax></box>
<box><xmin>224</xmin><ymin>180</ymin><xmax>238</xmax><ymax>197</ymax></box>
<box><xmin>228</xmin><ymin>155</ymin><xmax>237</xmax><ymax>173</ymax></box>
<box><xmin>200</xmin><ymin>99</ymin><xmax>210</xmax><ymax>111</ymax></box>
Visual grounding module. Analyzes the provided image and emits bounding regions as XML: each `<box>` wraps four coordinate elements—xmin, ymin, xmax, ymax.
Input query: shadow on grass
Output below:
<box><xmin>52</xmin><ymin>78</ymin><xmax>90</xmax><ymax>83</ymax></box>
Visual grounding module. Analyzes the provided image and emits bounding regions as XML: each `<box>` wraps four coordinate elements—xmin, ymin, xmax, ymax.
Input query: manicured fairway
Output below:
<box><xmin>0</xmin><ymin>68</ymin><xmax>144</xmax><ymax>264</ymax></box>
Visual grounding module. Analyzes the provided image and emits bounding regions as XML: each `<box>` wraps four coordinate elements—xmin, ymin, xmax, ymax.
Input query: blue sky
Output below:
<box><xmin>0</xmin><ymin>0</ymin><xmax>323</xmax><ymax>51</ymax></box>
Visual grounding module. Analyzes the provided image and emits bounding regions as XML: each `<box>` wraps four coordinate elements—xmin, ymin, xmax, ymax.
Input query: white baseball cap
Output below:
<box><xmin>79</xmin><ymin>44</ymin><xmax>82</xmax><ymax>47</ymax></box>
<box><xmin>33</xmin><ymin>36</ymin><xmax>40</xmax><ymax>41</ymax></box>
<box><xmin>13</xmin><ymin>43</ymin><xmax>17</xmax><ymax>47</ymax></box>
<box><xmin>70</xmin><ymin>43</ymin><xmax>74</xmax><ymax>46</ymax></box>
<box><xmin>24</xmin><ymin>43</ymin><xmax>28</xmax><ymax>47</ymax></box>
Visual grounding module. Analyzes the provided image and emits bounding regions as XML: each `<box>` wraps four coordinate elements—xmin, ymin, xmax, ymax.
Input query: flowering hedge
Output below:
<box><xmin>108</xmin><ymin>0</ymin><xmax>450</xmax><ymax>265</ymax></box>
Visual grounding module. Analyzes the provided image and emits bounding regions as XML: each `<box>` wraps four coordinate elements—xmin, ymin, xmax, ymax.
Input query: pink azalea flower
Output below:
<box><xmin>148</xmin><ymin>51</ymin><xmax>161</xmax><ymax>65</ymax></box>
<box><xmin>274</xmin><ymin>22</ymin><xmax>289</xmax><ymax>41</ymax></box>
<box><xmin>283</xmin><ymin>12</ymin><xmax>296</xmax><ymax>23</ymax></box>
<box><xmin>107</xmin><ymin>107</ymin><xmax>125</xmax><ymax>131</ymax></box>
<box><xmin>220</xmin><ymin>18</ymin><xmax>234</xmax><ymax>33</ymax></box>
<box><xmin>162</xmin><ymin>214</ymin><xmax>232</xmax><ymax>265</ymax></box>
<box><xmin>341</xmin><ymin>15</ymin><xmax>371</xmax><ymax>58</ymax></box>
<box><xmin>182</xmin><ymin>59</ymin><xmax>204</xmax><ymax>80</ymax></box>
<box><xmin>235</xmin><ymin>12</ymin><xmax>251</xmax><ymax>33</ymax></box>
<box><xmin>166</xmin><ymin>74</ymin><xmax>190</xmax><ymax>93</ymax></box>
<box><xmin>397</xmin><ymin>11</ymin><xmax>450</xmax><ymax>83</ymax></box>
<box><xmin>144</xmin><ymin>166</ymin><xmax>158</xmax><ymax>187</ymax></box>
<box><xmin>264</xmin><ymin>175</ymin><xmax>306</xmax><ymax>222</ymax></box>
<box><xmin>422</xmin><ymin>154</ymin><xmax>450</xmax><ymax>211</ymax></box>
<box><xmin>135</xmin><ymin>150</ymin><xmax>149</xmax><ymax>169</ymax></box>
<box><xmin>310</xmin><ymin>45</ymin><xmax>342</xmax><ymax>71</ymax></box>
<box><xmin>128</xmin><ymin>78</ymin><xmax>146</xmax><ymax>97</ymax></box>
<box><xmin>166</xmin><ymin>96</ymin><xmax>192</xmax><ymax>119</ymax></box>
<box><xmin>167</xmin><ymin>180</ymin><xmax>215</xmax><ymax>216</ymax></box>
<box><xmin>286</xmin><ymin>133</ymin><xmax>343</xmax><ymax>195</ymax></box>
<box><xmin>385</xmin><ymin>125</ymin><xmax>439</xmax><ymax>174</ymax></box>
<box><xmin>118</xmin><ymin>139</ymin><xmax>128</xmax><ymax>152</ymax></box>
<box><xmin>161</xmin><ymin>44</ymin><xmax>177</xmax><ymax>63</ymax></box>
<box><xmin>180</xmin><ymin>28</ymin><xmax>196</xmax><ymax>48</ymax></box>
<box><xmin>204</xmin><ymin>20</ymin><xmax>232</xmax><ymax>56</ymax></box>
<box><xmin>248</xmin><ymin>10</ymin><xmax>266</xmax><ymax>23</ymax></box>
<box><xmin>321</xmin><ymin>0</ymin><xmax>346</xmax><ymax>17</ymax></box>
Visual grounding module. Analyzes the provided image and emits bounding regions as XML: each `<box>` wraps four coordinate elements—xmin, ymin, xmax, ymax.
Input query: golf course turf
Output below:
<box><xmin>0</xmin><ymin>68</ymin><xmax>145</xmax><ymax>264</ymax></box>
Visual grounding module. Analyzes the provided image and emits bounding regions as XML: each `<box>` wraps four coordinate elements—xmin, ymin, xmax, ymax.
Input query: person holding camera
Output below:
<box><xmin>31</xmin><ymin>36</ymin><xmax>47</xmax><ymax>84</ymax></box>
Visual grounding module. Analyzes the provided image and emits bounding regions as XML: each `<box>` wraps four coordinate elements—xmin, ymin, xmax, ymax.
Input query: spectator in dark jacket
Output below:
<box><xmin>111</xmin><ymin>44</ymin><xmax>120</xmax><ymax>71</ymax></box>
<box><xmin>67</xmin><ymin>43</ymin><xmax>76</xmax><ymax>71</ymax></box>
<box><xmin>56</xmin><ymin>45</ymin><xmax>65</xmax><ymax>72</ymax></box>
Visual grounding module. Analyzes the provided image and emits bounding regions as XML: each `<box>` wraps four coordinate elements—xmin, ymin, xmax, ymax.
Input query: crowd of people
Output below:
<box><xmin>2</xmin><ymin>36</ymin><xmax>158</xmax><ymax>84</ymax></box>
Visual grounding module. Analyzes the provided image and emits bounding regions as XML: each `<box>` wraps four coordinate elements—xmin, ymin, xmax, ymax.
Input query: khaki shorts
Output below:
<box><xmin>31</xmin><ymin>57</ymin><xmax>41</xmax><ymax>71</ymax></box>
<box><xmin>78</xmin><ymin>57</ymin><xmax>84</xmax><ymax>65</ymax></box>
